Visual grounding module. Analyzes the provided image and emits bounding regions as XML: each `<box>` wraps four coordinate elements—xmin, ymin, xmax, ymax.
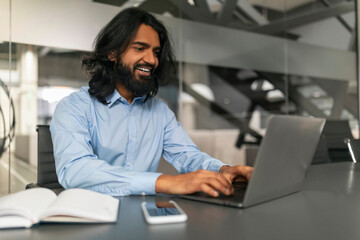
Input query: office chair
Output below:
<box><xmin>312</xmin><ymin>134</ymin><xmax>331</xmax><ymax>164</ymax></box>
<box><xmin>25</xmin><ymin>125</ymin><xmax>64</xmax><ymax>194</ymax></box>
<box><xmin>344</xmin><ymin>138</ymin><xmax>359</xmax><ymax>163</ymax></box>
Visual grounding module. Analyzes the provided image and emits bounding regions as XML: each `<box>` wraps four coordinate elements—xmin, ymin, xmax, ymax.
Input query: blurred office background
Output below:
<box><xmin>0</xmin><ymin>0</ymin><xmax>358</xmax><ymax>195</ymax></box>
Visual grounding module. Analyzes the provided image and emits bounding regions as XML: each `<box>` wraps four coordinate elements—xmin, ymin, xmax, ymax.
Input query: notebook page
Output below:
<box><xmin>0</xmin><ymin>215</ymin><xmax>32</xmax><ymax>228</ymax></box>
<box><xmin>0</xmin><ymin>188</ymin><xmax>57</xmax><ymax>224</ymax></box>
<box><xmin>39</xmin><ymin>188</ymin><xmax>119</xmax><ymax>222</ymax></box>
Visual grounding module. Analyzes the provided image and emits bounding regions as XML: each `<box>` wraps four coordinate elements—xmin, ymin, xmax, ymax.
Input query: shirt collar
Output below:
<box><xmin>105</xmin><ymin>90</ymin><xmax>147</xmax><ymax>107</ymax></box>
<box><xmin>106</xmin><ymin>90</ymin><xmax>123</xmax><ymax>108</ymax></box>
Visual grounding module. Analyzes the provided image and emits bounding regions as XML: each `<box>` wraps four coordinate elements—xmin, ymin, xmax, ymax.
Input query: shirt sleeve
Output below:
<box><xmin>161</xmin><ymin>104</ymin><xmax>226</xmax><ymax>173</ymax></box>
<box><xmin>50</xmin><ymin>95</ymin><xmax>161</xmax><ymax>196</ymax></box>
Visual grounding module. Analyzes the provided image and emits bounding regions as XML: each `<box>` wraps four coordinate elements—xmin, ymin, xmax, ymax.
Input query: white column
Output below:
<box><xmin>17</xmin><ymin>44</ymin><xmax>38</xmax><ymax>135</ymax></box>
<box><xmin>179</xmin><ymin>63</ymin><xmax>211</xmax><ymax>130</ymax></box>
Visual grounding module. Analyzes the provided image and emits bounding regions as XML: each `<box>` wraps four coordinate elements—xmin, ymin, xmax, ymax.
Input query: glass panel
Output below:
<box><xmin>176</xmin><ymin>0</ymin><xmax>288</xmax><ymax>166</ymax></box>
<box><xmin>2</xmin><ymin>0</ymin><xmax>358</xmax><ymax>196</ymax></box>
<box><xmin>284</xmin><ymin>0</ymin><xmax>357</xmax><ymax>164</ymax></box>
<box><xmin>285</xmin><ymin>0</ymin><xmax>357</xmax><ymax>126</ymax></box>
<box><xmin>2</xmin><ymin>1</ymin><xmax>182</xmax><ymax>194</ymax></box>
<box><xmin>0</xmin><ymin>0</ymin><xmax>11</xmax><ymax>196</ymax></box>
<box><xmin>175</xmin><ymin>0</ymin><xmax>357</xmax><ymax>165</ymax></box>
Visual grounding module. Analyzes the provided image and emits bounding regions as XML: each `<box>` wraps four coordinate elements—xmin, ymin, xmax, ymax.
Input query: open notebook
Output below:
<box><xmin>0</xmin><ymin>188</ymin><xmax>119</xmax><ymax>229</ymax></box>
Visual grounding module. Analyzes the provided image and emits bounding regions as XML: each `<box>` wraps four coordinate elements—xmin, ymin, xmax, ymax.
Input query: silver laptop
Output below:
<box><xmin>180</xmin><ymin>115</ymin><xmax>326</xmax><ymax>208</ymax></box>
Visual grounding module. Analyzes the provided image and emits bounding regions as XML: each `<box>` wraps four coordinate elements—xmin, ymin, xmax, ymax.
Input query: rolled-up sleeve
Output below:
<box><xmin>161</xmin><ymin>105</ymin><xmax>226</xmax><ymax>173</ymax></box>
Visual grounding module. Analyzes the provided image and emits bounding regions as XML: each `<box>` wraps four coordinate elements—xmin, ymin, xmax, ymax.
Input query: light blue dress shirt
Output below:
<box><xmin>50</xmin><ymin>87</ymin><xmax>226</xmax><ymax>196</ymax></box>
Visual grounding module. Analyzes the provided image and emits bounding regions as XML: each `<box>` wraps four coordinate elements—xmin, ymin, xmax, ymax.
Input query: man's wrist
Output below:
<box><xmin>155</xmin><ymin>174</ymin><xmax>173</xmax><ymax>194</ymax></box>
<box><xmin>219</xmin><ymin>165</ymin><xmax>231</xmax><ymax>173</ymax></box>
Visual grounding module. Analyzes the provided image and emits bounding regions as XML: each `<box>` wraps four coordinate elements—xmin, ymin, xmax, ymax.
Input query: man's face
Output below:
<box><xmin>111</xmin><ymin>24</ymin><xmax>161</xmax><ymax>97</ymax></box>
<box><xmin>120</xmin><ymin>24</ymin><xmax>160</xmax><ymax>81</ymax></box>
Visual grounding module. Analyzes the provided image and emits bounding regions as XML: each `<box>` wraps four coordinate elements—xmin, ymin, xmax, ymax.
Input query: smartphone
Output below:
<box><xmin>141</xmin><ymin>200</ymin><xmax>187</xmax><ymax>224</ymax></box>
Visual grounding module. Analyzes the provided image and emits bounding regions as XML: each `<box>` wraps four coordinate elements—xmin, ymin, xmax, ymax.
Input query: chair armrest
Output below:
<box><xmin>25</xmin><ymin>183</ymin><xmax>40</xmax><ymax>189</ymax></box>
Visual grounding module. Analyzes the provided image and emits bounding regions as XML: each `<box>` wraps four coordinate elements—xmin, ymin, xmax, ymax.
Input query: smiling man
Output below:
<box><xmin>50</xmin><ymin>7</ymin><xmax>253</xmax><ymax>197</ymax></box>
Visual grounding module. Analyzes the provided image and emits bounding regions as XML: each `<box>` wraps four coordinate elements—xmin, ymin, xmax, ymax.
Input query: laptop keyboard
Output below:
<box><xmin>217</xmin><ymin>182</ymin><xmax>247</xmax><ymax>201</ymax></box>
<box><xmin>189</xmin><ymin>182</ymin><xmax>248</xmax><ymax>202</ymax></box>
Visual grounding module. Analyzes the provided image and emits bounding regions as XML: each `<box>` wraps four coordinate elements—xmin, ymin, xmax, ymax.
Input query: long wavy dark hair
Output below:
<box><xmin>82</xmin><ymin>7</ymin><xmax>176</xmax><ymax>104</ymax></box>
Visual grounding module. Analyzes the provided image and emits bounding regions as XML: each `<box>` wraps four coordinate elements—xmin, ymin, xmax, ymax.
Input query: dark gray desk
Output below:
<box><xmin>1</xmin><ymin>162</ymin><xmax>360</xmax><ymax>240</ymax></box>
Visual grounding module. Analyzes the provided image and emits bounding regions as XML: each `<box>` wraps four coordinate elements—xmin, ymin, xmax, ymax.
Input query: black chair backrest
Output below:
<box><xmin>312</xmin><ymin>134</ymin><xmax>331</xmax><ymax>164</ymax></box>
<box><xmin>37</xmin><ymin>125</ymin><xmax>61</xmax><ymax>187</ymax></box>
<box><xmin>322</xmin><ymin>120</ymin><xmax>354</xmax><ymax>150</ymax></box>
<box><xmin>312</xmin><ymin>120</ymin><xmax>353</xmax><ymax>164</ymax></box>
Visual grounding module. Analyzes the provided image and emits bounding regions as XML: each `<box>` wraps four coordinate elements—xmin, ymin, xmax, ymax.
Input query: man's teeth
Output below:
<box><xmin>137</xmin><ymin>67</ymin><xmax>150</xmax><ymax>72</ymax></box>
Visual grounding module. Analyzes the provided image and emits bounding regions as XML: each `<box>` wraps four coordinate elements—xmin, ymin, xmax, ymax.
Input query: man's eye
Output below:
<box><xmin>134</xmin><ymin>47</ymin><xmax>144</xmax><ymax>51</ymax></box>
<box><xmin>155</xmin><ymin>52</ymin><xmax>160</xmax><ymax>57</ymax></box>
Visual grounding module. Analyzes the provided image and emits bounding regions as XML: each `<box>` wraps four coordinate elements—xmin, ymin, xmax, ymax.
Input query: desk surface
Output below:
<box><xmin>1</xmin><ymin>162</ymin><xmax>360</xmax><ymax>240</ymax></box>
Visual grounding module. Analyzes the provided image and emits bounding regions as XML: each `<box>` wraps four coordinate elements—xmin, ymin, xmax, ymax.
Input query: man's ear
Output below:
<box><xmin>108</xmin><ymin>50</ymin><xmax>117</xmax><ymax>62</ymax></box>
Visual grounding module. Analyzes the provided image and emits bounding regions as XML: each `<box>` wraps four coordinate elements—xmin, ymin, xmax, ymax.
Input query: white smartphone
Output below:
<box><xmin>141</xmin><ymin>200</ymin><xmax>187</xmax><ymax>224</ymax></box>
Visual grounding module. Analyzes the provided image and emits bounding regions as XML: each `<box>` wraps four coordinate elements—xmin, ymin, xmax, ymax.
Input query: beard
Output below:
<box><xmin>112</xmin><ymin>60</ymin><xmax>158</xmax><ymax>98</ymax></box>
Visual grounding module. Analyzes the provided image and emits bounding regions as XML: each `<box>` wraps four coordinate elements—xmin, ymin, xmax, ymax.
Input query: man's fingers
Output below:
<box><xmin>223</xmin><ymin>165</ymin><xmax>254</xmax><ymax>181</ymax></box>
<box><xmin>213</xmin><ymin>172</ymin><xmax>233</xmax><ymax>187</ymax></box>
<box><xmin>200</xmin><ymin>183</ymin><xmax>219</xmax><ymax>197</ymax></box>
<box><xmin>222</xmin><ymin>172</ymin><xmax>236</xmax><ymax>183</ymax></box>
<box><xmin>193</xmin><ymin>171</ymin><xmax>234</xmax><ymax>196</ymax></box>
<box><xmin>233</xmin><ymin>175</ymin><xmax>247</xmax><ymax>182</ymax></box>
<box><xmin>158</xmin><ymin>170</ymin><xmax>242</xmax><ymax>196</ymax></box>
<box><xmin>206</xmin><ymin>178</ymin><xmax>233</xmax><ymax>196</ymax></box>
<box><xmin>240</xmin><ymin>166</ymin><xmax>254</xmax><ymax>179</ymax></box>
<box><xmin>197</xmin><ymin>170</ymin><xmax>232</xmax><ymax>187</ymax></box>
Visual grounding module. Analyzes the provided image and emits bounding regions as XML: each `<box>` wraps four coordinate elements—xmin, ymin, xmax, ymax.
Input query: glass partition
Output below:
<box><xmin>175</xmin><ymin>0</ymin><xmax>358</xmax><ymax>166</ymax></box>
<box><xmin>0</xmin><ymin>0</ymin><xmax>16</xmax><ymax>195</ymax></box>
<box><xmin>0</xmin><ymin>0</ymin><xmax>358</xmax><ymax>195</ymax></box>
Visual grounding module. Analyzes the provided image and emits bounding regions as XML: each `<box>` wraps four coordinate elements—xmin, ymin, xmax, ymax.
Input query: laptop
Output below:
<box><xmin>180</xmin><ymin>115</ymin><xmax>326</xmax><ymax>208</ymax></box>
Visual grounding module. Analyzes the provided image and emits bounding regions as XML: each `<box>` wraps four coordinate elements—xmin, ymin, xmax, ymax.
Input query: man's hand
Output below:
<box><xmin>219</xmin><ymin>165</ymin><xmax>254</xmax><ymax>183</ymax></box>
<box><xmin>155</xmin><ymin>170</ymin><xmax>234</xmax><ymax>197</ymax></box>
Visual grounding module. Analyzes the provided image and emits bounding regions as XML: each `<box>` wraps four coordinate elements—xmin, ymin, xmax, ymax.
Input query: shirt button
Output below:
<box><xmin>131</xmin><ymin>138</ymin><xmax>135</xmax><ymax>141</ymax></box>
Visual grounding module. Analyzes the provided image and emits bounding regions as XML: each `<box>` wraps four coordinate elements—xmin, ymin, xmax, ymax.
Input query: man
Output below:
<box><xmin>50</xmin><ymin>7</ymin><xmax>253</xmax><ymax>197</ymax></box>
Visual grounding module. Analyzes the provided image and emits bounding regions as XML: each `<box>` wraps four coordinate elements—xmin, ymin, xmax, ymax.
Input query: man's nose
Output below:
<box><xmin>143</xmin><ymin>50</ymin><xmax>156</xmax><ymax>66</ymax></box>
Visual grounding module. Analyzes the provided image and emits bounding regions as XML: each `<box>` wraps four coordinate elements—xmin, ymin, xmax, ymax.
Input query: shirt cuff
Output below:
<box><xmin>128</xmin><ymin>171</ymin><xmax>163</xmax><ymax>195</ymax></box>
<box><xmin>207</xmin><ymin>158</ymin><xmax>228</xmax><ymax>172</ymax></box>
